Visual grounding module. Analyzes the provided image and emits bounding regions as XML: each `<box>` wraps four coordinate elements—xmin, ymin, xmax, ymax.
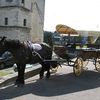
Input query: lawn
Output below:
<box><xmin>0</xmin><ymin>70</ymin><xmax>9</xmax><ymax>77</ymax></box>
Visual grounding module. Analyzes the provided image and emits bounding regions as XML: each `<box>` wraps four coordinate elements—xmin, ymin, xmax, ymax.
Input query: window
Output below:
<box><xmin>23</xmin><ymin>19</ymin><xmax>26</xmax><ymax>26</ymax></box>
<box><xmin>5</xmin><ymin>18</ymin><xmax>8</xmax><ymax>25</ymax></box>
<box><xmin>21</xmin><ymin>0</ymin><xmax>24</xmax><ymax>3</ymax></box>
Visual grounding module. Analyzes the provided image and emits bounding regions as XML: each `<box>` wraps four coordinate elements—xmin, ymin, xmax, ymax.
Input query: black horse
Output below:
<box><xmin>0</xmin><ymin>37</ymin><xmax>57</xmax><ymax>87</ymax></box>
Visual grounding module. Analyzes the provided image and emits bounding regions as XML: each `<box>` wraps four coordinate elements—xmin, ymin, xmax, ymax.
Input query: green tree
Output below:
<box><xmin>43</xmin><ymin>31</ymin><xmax>53</xmax><ymax>48</ymax></box>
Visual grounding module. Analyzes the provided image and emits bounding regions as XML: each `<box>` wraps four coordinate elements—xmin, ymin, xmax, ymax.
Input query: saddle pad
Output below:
<box><xmin>31</xmin><ymin>43</ymin><xmax>42</xmax><ymax>51</ymax></box>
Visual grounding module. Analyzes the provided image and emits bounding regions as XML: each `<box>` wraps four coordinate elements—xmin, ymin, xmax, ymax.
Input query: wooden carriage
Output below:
<box><xmin>52</xmin><ymin>24</ymin><xmax>100</xmax><ymax>76</ymax></box>
<box><xmin>54</xmin><ymin>44</ymin><xmax>100</xmax><ymax>76</ymax></box>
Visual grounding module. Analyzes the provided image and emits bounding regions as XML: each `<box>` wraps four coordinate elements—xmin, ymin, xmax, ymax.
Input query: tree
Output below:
<box><xmin>43</xmin><ymin>31</ymin><xmax>53</xmax><ymax>48</ymax></box>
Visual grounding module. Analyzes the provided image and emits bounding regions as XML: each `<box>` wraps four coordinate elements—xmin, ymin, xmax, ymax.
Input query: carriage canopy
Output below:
<box><xmin>56</xmin><ymin>24</ymin><xmax>78</xmax><ymax>36</ymax></box>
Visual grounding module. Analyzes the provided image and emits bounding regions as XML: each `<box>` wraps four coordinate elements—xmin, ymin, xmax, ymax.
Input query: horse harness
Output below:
<box><xmin>23</xmin><ymin>41</ymin><xmax>43</xmax><ymax>62</ymax></box>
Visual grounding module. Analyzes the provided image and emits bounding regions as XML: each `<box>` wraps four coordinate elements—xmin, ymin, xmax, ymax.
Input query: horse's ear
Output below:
<box><xmin>0</xmin><ymin>36</ymin><xmax>7</xmax><ymax>43</ymax></box>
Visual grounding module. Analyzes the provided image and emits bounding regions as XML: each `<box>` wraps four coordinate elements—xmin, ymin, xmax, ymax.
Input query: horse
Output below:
<box><xmin>0</xmin><ymin>37</ymin><xmax>57</xmax><ymax>87</ymax></box>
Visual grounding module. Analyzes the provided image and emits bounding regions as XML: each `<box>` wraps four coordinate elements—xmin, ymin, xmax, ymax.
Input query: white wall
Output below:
<box><xmin>0</xmin><ymin>0</ymin><xmax>45</xmax><ymax>42</ymax></box>
<box><xmin>0</xmin><ymin>0</ymin><xmax>17</xmax><ymax>6</ymax></box>
<box><xmin>0</xmin><ymin>7</ymin><xmax>31</xmax><ymax>27</ymax></box>
<box><xmin>0</xmin><ymin>8</ymin><xmax>18</xmax><ymax>26</ymax></box>
<box><xmin>31</xmin><ymin>0</ymin><xmax>45</xmax><ymax>42</ymax></box>
<box><xmin>0</xmin><ymin>0</ymin><xmax>32</xmax><ymax>10</ymax></box>
<box><xmin>0</xmin><ymin>27</ymin><xmax>31</xmax><ymax>41</ymax></box>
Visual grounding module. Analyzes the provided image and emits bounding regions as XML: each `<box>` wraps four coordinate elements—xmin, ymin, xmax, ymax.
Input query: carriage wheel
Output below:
<box><xmin>73</xmin><ymin>57</ymin><xmax>83</xmax><ymax>76</ymax></box>
<box><xmin>95</xmin><ymin>58</ymin><xmax>100</xmax><ymax>72</ymax></box>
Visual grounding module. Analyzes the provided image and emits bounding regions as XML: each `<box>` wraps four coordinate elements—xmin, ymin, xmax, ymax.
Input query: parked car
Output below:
<box><xmin>0</xmin><ymin>51</ymin><xmax>14</xmax><ymax>69</ymax></box>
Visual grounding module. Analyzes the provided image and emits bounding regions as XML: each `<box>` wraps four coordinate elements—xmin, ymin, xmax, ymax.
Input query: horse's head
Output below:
<box><xmin>0</xmin><ymin>36</ymin><xmax>7</xmax><ymax>55</ymax></box>
<box><xmin>0</xmin><ymin>36</ymin><xmax>22</xmax><ymax>56</ymax></box>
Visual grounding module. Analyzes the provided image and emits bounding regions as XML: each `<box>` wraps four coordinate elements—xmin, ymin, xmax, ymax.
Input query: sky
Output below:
<box><xmin>44</xmin><ymin>0</ymin><xmax>100</xmax><ymax>32</ymax></box>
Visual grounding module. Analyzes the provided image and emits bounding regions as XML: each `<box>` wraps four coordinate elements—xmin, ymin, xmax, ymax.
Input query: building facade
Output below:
<box><xmin>0</xmin><ymin>0</ymin><xmax>45</xmax><ymax>42</ymax></box>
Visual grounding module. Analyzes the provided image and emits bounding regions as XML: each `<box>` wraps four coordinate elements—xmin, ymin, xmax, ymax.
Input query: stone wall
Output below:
<box><xmin>0</xmin><ymin>27</ymin><xmax>31</xmax><ymax>41</ymax></box>
<box><xmin>0</xmin><ymin>0</ymin><xmax>45</xmax><ymax>42</ymax></box>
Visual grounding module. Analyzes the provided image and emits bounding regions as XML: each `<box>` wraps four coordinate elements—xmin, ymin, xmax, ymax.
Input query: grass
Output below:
<box><xmin>0</xmin><ymin>71</ymin><xmax>9</xmax><ymax>77</ymax></box>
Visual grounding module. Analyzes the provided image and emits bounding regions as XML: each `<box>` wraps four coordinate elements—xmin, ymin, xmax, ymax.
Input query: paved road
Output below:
<box><xmin>0</xmin><ymin>62</ymin><xmax>100</xmax><ymax>100</ymax></box>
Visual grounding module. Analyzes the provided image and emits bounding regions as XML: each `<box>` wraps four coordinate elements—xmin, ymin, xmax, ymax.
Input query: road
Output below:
<box><xmin>0</xmin><ymin>62</ymin><xmax>100</xmax><ymax>100</ymax></box>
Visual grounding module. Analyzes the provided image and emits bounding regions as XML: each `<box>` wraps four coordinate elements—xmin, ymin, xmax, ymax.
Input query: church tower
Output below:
<box><xmin>0</xmin><ymin>0</ymin><xmax>45</xmax><ymax>42</ymax></box>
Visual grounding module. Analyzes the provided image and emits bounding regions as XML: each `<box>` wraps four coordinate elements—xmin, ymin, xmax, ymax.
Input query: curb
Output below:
<box><xmin>0</xmin><ymin>66</ymin><xmax>41</xmax><ymax>87</ymax></box>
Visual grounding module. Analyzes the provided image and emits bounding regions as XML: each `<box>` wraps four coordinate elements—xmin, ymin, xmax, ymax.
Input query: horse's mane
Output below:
<box><xmin>5</xmin><ymin>39</ymin><xmax>22</xmax><ymax>49</ymax></box>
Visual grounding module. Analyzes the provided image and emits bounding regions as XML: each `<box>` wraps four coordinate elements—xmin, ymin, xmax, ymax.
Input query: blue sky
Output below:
<box><xmin>44</xmin><ymin>0</ymin><xmax>100</xmax><ymax>32</ymax></box>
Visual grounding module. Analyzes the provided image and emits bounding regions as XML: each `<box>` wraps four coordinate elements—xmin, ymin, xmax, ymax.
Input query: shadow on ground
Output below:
<box><xmin>0</xmin><ymin>71</ymin><xmax>100</xmax><ymax>99</ymax></box>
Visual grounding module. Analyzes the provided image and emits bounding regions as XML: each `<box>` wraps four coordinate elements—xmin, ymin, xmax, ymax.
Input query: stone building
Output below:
<box><xmin>0</xmin><ymin>0</ymin><xmax>45</xmax><ymax>42</ymax></box>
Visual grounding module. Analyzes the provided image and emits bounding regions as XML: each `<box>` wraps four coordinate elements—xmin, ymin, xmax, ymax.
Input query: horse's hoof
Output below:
<box><xmin>17</xmin><ymin>84</ymin><xmax>24</xmax><ymax>87</ymax></box>
<box><xmin>45</xmin><ymin>77</ymin><xmax>50</xmax><ymax>80</ymax></box>
<box><xmin>14</xmin><ymin>81</ymin><xmax>18</xmax><ymax>85</ymax></box>
<box><xmin>46</xmin><ymin>75</ymin><xmax>50</xmax><ymax>79</ymax></box>
<box><xmin>40</xmin><ymin>76</ymin><xmax>43</xmax><ymax>79</ymax></box>
<box><xmin>14</xmin><ymin>82</ymin><xmax>24</xmax><ymax>87</ymax></box>
<box><xmin>46</xmin><ymin>73</ymin><xmax>50</xmax><ymax>79</ymax></box>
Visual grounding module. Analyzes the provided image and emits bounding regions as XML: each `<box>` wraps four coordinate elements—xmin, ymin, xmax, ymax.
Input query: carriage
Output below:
<box><xmin>53</xmin><ymin>43</ymin><xmax>100</xmax><ymax>76</ymax></box>
<box><xmin>53</xmin><ymin>24</ymin><xmax>100</xmax><ymax>76</ymax></box>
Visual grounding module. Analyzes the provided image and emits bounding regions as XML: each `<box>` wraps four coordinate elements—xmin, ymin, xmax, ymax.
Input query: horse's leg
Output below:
<box><xmin>46</xmin><ymin>64</ymin><xmax>51</xmax><ymax>79</ymax></box>
<box><xmin>39</xmin><ymin>63</ymin><xmax>45</xmax><ymax>79</ymax></box>
<box><xmin>41</xmin><ymin>62</ymin><xmax>51</xmax><ymax>79</ymax></box>
<box><xmin>15</xmin><ymin>64</ymin><xmax>26</xmax><ymax>87</ymax></box>
<box><xmin>39</xmin><ymin>68</ymin><xmax>44</xmax><ymax>79</ymax></box>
